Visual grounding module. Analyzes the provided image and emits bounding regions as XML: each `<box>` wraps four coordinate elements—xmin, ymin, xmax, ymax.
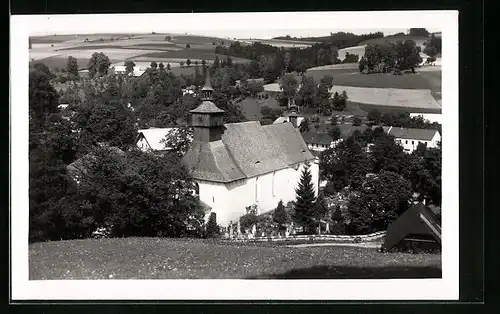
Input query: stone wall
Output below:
<box><xmin>224</xmin><ymin>230</ymin><xmax>386</xmax><ymax>244</ymax></box>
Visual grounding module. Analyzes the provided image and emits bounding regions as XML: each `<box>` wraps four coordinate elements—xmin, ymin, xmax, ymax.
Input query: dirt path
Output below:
<box><xmin>287</xmin><ymin>242</ymin><xmax>382</xmax><ymax>249</ymax></box>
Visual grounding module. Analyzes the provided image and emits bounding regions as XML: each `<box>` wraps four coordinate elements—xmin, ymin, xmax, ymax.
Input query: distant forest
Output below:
<box><xmin>273</xmin><ymin>32</ymin><xmax>385</xmax><ymax>49</ymax></box>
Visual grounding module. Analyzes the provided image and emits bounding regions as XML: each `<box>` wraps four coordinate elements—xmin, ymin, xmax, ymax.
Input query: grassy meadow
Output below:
<box><xmin>29</xmin><ymin>237</ymin><xmax>441</xmax><ymax>280</ymax></box>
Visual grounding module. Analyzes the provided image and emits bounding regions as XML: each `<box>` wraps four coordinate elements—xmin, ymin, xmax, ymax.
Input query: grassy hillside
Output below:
<box><xmin>306</xmin><ymin>70</ymin><xmax>440</xmax><ymax>92</ymax></box>
<box><xmin>30</xmin><ymin>56</ymin><xmax>96</xmax><ymax>71</ymax></box>
<box><xmin>29</xmin><ymin>237</ymin><xmax>441</xmax><ymax>280</ymax></box>
<box><xmin>238</xmin><ymin>96</ymin><xmax>281</xmax><ymax>121</ymax></box>
<box><xmin>136</xmin><ymin>50</ymin><xmax>249</xmax><ymax>63</ymax></box>
<box><xmin>358</xmin><ymin>35</ymin><xmax>429</xmax><ymax>46</ymax></box>
<box><xmin>30</xmin><ymin>33</ymin><xmax>244</xmax><ymax>71</ymax></box>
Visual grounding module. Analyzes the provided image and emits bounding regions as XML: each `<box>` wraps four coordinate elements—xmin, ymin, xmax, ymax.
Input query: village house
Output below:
<box><xmin>272</xmin><ymin>112</ymin><xmax>305</xmax><ymax>128</ymax></box>
<box><xmin>382</xmin><ymin>126</ymin><xmax>441</xmax><ymax>153</ymax></box>
<box><xmin>182</xmin><ymin>73</ymin><xmax>319</xmax><ymax>226</ymax></box>
<box><xmin>109</xmin><ymin>65</ymin><xmax>147</xmax><ymax>77</ymax></box>
<box><xmin>301</xmin><ymin>132</ymin><xmax>335</xmax><ymax>153</ymax></box>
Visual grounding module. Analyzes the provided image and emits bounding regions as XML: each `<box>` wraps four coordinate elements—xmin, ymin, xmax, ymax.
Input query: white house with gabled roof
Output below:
<box><xmin>383</xmin><ymin>126</ymin><xmax>441</xmax><ymax>153</ymax></box>
<box><xmin>136</xmin><ymin>128</ymin><xmax>176</xmax><ymax>152</ymax></box>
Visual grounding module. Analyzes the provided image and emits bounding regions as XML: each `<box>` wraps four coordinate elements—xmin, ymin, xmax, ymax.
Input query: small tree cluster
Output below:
<box><xmin>332</xmin><ymin>91</ymin><xmax>348</xmax><ymax>111</ymax></box>
<box><xmin>342</xmin><ymin>52</ymin><xmax>359</xmax><ymax>63</ymax></box>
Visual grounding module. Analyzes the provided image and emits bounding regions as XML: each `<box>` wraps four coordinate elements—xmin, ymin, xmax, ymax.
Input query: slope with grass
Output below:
<box><xmin>30</xmin><ymin>33</ymin><xmax>244</xmax><ymax>71</ymax></box>
<box><xmin>358</xmin><ymin>35</ymin><xmax>429</xmax><ymax>47</ymax></box>
<box><xmin>238</xmin><ymin>96</ymin><xmax>281</xmax><ymax>121</ymax></box>
<box><xmin>29</xmin><ymin>237</ymin><xmax>441</xmax><ymax>280</ymax></box>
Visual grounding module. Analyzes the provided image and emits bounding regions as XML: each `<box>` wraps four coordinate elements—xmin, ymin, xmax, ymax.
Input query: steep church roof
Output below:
<box><xmin>183</xmin><ymin>121</ymin><xmax>314</xmax><ymax>183</ymax></box>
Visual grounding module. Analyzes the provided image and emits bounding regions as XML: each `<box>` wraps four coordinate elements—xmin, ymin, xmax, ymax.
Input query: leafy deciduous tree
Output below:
<box><xmin>66</xmin><ymin>56</ymin><xmax>79</xmax><ymax>77</ymax></box>
<box><xmin>346</xmin><ymin>170</ymin><xmax>412</xmax><ymax>234</ymax></box>
<box><xmin>87</xmin><ymin>52</ymin><xmax>111</xmax><ymax>78</ymax></box>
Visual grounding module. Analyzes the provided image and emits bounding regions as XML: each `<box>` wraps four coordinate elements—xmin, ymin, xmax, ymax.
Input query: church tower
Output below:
<box><xmin>190</xmin><ymin>68</ymin><xmax>225</xmax><ymax>142</ymax></box>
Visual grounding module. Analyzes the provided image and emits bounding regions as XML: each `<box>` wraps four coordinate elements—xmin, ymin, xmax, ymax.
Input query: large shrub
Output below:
<box><xmin>240</xmin><ymin>213</ymin><xmax>259</xmax><ymax>231</ymax></box>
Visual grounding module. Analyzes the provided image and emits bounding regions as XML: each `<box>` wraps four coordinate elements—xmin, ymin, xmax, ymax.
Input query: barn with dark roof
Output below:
<box><xmin>382</xmin><ymin>203</ymin><xmax>441</xmax><ymax>253</ymax></box>
<box><xmin>183</xmin><ymin>70</ymin><xmax>319</xmax><ymax>225</ymax></box>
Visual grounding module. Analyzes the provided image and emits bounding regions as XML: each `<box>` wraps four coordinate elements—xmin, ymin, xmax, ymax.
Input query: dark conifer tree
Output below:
<box><xmin>293</xmin><ymin>163</ymin><xmax>316</xmax><ymax>233</ymax></box>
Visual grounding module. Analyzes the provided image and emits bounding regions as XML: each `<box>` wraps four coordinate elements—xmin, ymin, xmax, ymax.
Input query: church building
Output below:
<box><xmin>183</xmin><ymin>72</ymin><xmax>319</xmax><ymax>226</ymax></box>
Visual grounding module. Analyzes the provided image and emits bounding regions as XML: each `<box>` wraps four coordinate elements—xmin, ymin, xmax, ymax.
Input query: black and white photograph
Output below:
<box><xmin>11</xmin><ymin>11</ymin><xmax>459</xmax><ymax>300</ymax></box>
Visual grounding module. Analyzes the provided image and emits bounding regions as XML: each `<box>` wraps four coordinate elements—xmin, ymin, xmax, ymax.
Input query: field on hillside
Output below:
<box><xmin>358</xmin><ymin>35</ymin><xmax>429</xmax><ymax>46</ymax></box>
<box><xmin>239</xmin><ymin>96</ymin><xmax>281</xmax><ymax>121</ymax></box>
<box><xmin>357</xmin><ymin>103</ymin><xmax>442</xmax><ymax>114</ymax></box>
<box><xmin>136</xmin><ymin>50</ymin><xmax>249</xmax><ymax>63</ymax></box>
<box><xmin>29</xmin><ymin>33</ymin><xmax>245</xmax><ymax>71</ymax></box>
<box><xmin>29</xmin><ymin>237</ymin><xmax>441</xmax><ymax>280</ymax></box>
<box><xmin>240</xmin><ymin>38</ymin><xmax>318</xmax><ymax>49</ymax></box>
<box><xmin>306</xmin><ymin>69</ymin><xmax>441</xmax><ymax>97</ymax></box>
<box><xmin>30</xmin><ymin>56</ymin><xmax>96</xmax><ymax>71</ymax></box>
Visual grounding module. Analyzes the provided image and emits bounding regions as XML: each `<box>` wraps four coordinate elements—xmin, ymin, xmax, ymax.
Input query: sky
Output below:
<box><xmin>21</xmin><ymin>13</ymin><xmax>441</xmax><ymax>39</ymax></box>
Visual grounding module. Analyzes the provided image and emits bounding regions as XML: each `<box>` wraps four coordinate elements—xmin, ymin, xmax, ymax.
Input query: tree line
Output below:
<box><xmin>272</xmin><ymin>31</ymin><xmax>385</xmax><ymax>49</ymax></box>
<box><xmin>359</xmin><ymin>40</ymin><xmax>423</xmax><ymax>74</ymax></box>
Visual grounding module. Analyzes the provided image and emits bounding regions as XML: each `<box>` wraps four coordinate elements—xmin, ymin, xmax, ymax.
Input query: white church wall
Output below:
<box><xmin>197</xmin><ymin>160</ymin><xmax>320</xmax><ymax>227</ymax></box>
<box><xmin>225</xmin><ymin>178</ymin><xmax>256</xmax><ymax>224</ymax></box>
<box><xmin>197</xmin><ymin>180</ymin><xmax>230</xmax><ymax>223</ymax></box>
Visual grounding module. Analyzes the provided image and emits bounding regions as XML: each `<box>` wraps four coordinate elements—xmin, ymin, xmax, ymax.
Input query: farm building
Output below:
<box><xmin>136</xmin><ymin>128</ymin><xmax>180</xmax><ymax>152</ymax></box>
<box><xmin>263</xmin><ymin>83</ymin><xmax>282</xmax><ymax>98</ymax></box>
<box><xmin>273</xmin><ymin>112</ymin><xmax>305</xmax><ymax>128</ymax></box>
<box><xmin>329</xmin><ymin>85</ymin><xmax>442</xmax><ymax>114</ymax></box>
<box><xmin>381</xmin><ymin>203</ymin><xmax>441</xmax><ymax>253</ymax></box>
<box><xmin>301</xmin><ymin>132</ymin><xmax>335</xmax><ymax>152</ymax></box>
<box><xmin>78</xmin><ymin>69</ymin><xmax>89</xmax><ymax>78</ymax></box>
<box><xmin>382</xmin><ymin>126</ymin><xmax>441</xmax><ymax>153</ymax></box>
<box><xmin>182</xmin><ymin>73</ymin><xmax>319</xmax><ymax>226</ymax></box>
<box><xmin>337</xmin><ymin>45</ymin><xmax>366</xmax><ymax>61</ymax></box>
<box><xmin>109</xmin><ymin>65</ymin><xmax>146</xmax><ymax>77</ymax></box>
